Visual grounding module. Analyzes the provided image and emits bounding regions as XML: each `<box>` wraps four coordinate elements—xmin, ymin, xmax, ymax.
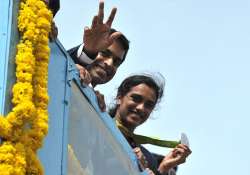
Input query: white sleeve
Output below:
<box><xmin>77</xmin><ymin>44</ymin><xmax>94</xmax><ymax>65</ymax></box>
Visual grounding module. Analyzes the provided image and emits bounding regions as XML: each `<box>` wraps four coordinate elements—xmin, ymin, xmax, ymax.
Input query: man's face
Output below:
<box><xmin>88</xmin><ymin>40</ymin><xmax>125</xmax><ymax>86</ymax></box>
<box><xmin>116</xmin><ymin>83</ymin><xmax>157</xmax><ymax>131</ymax></box>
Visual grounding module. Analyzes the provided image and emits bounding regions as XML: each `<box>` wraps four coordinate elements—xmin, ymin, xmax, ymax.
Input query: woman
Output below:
<box><xmin>109</xmin><ymin>74</ymin><xmax>191</xmax><ymax>175</ymax></box>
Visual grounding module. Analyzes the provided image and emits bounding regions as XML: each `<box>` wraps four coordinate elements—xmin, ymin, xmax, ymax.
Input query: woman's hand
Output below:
<box><xmin>158</xmin><ymin>144</ymin><xmax>191</xmax><ymax>174</ymax></box>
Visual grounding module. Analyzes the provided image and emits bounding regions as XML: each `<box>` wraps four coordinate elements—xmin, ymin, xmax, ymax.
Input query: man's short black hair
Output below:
<box><xmin>110</xmin><ymin>28</ymin><xmax>129</xmax><ymax>62</ymax></box>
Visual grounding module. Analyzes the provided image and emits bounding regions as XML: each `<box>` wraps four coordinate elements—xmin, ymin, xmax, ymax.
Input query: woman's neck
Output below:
<box><xmin>115</xmin><ymin>115</ymin><xmax>135</xmax><ymax>132</ymax></box>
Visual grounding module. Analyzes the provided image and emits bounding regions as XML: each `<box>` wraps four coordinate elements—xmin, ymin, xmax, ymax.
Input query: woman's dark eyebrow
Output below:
<box><xmin>130</xmin><ymin>93</ymin><xmax>156</xmax><ymax>105</ymax></box>
<box><xmin>130</xmin><ymin>93</ymin><xmax>142</xmax><ymax>98</ymax></box>
<box><xmin>130</xmin><ymin>93</ymin><xmax>142</xmax><ymax>99</ymax></box>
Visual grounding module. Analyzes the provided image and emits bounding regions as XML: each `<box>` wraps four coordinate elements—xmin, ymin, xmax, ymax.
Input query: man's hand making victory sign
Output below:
<box><xmin>83</xmin><ymin>1</ymin><xmax>122</xmax><ymax>54</ymax></box>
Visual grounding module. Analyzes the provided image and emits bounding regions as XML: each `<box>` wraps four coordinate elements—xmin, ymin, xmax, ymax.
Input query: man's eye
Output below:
<box><xmin>113</xmin><ymin>58</ymin><xmax>122</xmax><ymax>67</ymax></box>
<box><xmin>100</xmin><ymin>50</ymin><xmax>111</xmax><ymax>57</ymax></box>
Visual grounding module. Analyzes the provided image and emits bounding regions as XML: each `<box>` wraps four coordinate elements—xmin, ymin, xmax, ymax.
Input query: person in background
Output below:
<box><xmin>109</xmin><ymin>74</ymin><xmax>192</xmax><ymax>175</ymax></box>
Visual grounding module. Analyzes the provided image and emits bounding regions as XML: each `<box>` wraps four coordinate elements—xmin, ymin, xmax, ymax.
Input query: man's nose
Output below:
<box><xmin>103</xmin><ymin>58</ymin><xmax>115</xmax><ymax>75</ymax></box>
<box><xmin>104</xmin><ymin>57</ymin><xmax>113</xmax><ymax>67</ymax></box>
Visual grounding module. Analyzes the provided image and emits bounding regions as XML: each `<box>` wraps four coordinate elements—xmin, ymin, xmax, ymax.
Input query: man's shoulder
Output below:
<box><xmin>67</xmin><ymin>45</ymin><xmax>81</xmax><ymax>56</ymax></box>
<box><xmin>67</xmin><ymin>45</ymin><xmax>84</xmax><ymax>65</ymax></box>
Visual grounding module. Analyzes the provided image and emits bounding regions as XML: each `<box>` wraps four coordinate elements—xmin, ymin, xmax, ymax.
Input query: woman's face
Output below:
<box><xmin>116</xmin><ymin>83</ymin><xmax>157</xmax><ymax>131</ymax></box>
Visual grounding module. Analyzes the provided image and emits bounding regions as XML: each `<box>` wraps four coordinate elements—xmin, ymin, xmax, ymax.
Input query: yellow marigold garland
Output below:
<box><xmin>0</xmin><ymin>0</ymin><xmax>52</xmax><ymax>174</ymax></box>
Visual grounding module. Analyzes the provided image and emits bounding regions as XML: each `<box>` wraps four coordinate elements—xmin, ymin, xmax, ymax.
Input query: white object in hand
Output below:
<box><xmin>181</xmin><ymin>132</ymin><xmax>190</xmax><ymax>147</ymax></box>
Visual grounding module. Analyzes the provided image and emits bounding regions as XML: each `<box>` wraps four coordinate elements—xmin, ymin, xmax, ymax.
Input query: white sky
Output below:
<box><xmin>55</xmin><ymin>0</ymin><xmax>250</xmax><ymax>174</ymax></box>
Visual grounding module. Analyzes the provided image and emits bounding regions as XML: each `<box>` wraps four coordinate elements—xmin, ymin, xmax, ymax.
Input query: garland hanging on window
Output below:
<box><xmin>0</xmin><ymin>0</ymin><xmax>52</xmax><ymax>174</ymax></box>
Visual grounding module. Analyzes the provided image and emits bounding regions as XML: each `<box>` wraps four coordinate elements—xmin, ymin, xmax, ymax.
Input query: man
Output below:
<box><xmin>67</xmin><ymin>1</ymin><xmax>129</xmax><ymax>111</ymax></box>
<box><xmin>68</xmin><ymin>1</ymin><xmax>129</xmax><ymax>87</ymax></box>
